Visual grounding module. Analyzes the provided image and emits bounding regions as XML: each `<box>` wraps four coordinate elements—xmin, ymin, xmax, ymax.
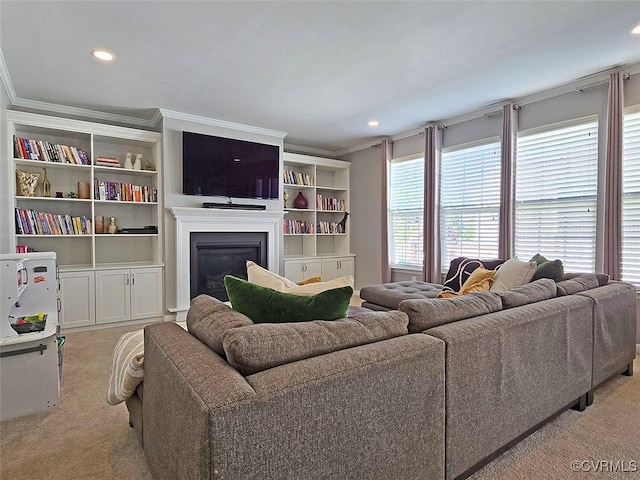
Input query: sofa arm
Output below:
<box><xmin>142</xmin><ymin>322</ymin><xmax>256</xmax><ymax>480</ymax></box>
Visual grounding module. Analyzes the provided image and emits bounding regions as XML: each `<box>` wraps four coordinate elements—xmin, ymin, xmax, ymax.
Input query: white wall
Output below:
<box><xmin>161</xmin><ymin>116</ymin><xmax>284</xmax><ymax>311</ymax></box>
<box><xmin>0</xmin><ymin>78</ymin><xmax>10</xmax><ymax>254</ymax></box>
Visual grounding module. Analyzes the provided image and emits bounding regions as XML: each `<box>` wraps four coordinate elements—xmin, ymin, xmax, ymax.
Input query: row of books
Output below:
<box><xmin>283</xmin><ymin>220</ymin><xmax>346</xmax><ymax>234</ymax></box>
<box><xmin>283</xmin><ymin>220</ymin><xmax>315</xmax><ymax>235</ymax></box>
<box><xmin>317</xmin><ymin>221</ymin><xmax>345</xmax><ymax>234</ymax></box>
<box><xmin>316</xmin><ymin>195</ymin><xmax>346</xmax><ymax>211</ymax></box>
<box><xmin>14</xmin><ymin>136</ymin><xmax>90</xmax><ymax>165</ymax></box>
<box><xmin>15</xmin><ymin>208</ymin><xmax>91</xmax><ymax>236</ymax></box>
<box><xmin>95</xmin><ymin>179</ymin><xmax>157</xmax><ymax>203</ymax></box>
<box><xmin>283</xmin><ymin>169</ymin><xmax>314</xmax><ymax>186</ymax></box>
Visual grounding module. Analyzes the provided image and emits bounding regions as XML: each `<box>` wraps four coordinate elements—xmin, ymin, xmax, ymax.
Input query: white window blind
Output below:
<box><xmin>515</xmin><ymin>120</ymin><xmax>598</xmax><ymax>272</ymax></box>
<box><xmin>389</xmin><ymin>157</ymin><xmax>424</xmax><ymax>267</ymax></box>
<box><xmin>622</xmin><ymin>110</ymin><xmax>640</xmax><ymax>285</ymax></box>
<box><xmin>440</xmin><ymin>141</ymin><xmax>501</xmax><ymax>269</ymax></box>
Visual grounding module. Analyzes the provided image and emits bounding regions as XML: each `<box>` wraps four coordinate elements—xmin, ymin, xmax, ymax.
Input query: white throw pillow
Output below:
<box><xmin>489</xmin><ymin>257</ymin><xmax>537</xmax><ymax>292</ymax></box>
<box><xmin>246</xmin><ymin>261</ymin><xmax>354</xmax><ymax>296</ymax></box>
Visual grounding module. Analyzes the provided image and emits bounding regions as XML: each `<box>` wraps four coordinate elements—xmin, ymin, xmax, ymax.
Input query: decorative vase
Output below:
<box><xmin>42</xmin><ymin>168</ymin><xmax>51</xmax><ymax>197</ymax></box>
<box><xmin>124</xmin><ymin>152</ymin><xmax>133</xmax><ymax>169</ymax></box>
<box><xmin>293</xmin><ymin>191</ymin><xmax>308</xmax><ymax>209</ymax></box>
<box><xmin>95</xmin><ymin>215</ymin><xmax>105</xmax><ymax>234</ymax></box>
<box><xmin>78</xmin><ymin>181</ymin><xmax>90</xmax><ymax>199</ymax></box>
<box><xmin>107</xmin><ymin>216</ymin><xmax>118</xmax><ymax>234</ymax></box>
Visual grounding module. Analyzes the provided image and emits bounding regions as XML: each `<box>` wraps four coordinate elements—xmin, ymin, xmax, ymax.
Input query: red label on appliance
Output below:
<box><xmin>33</xmin><ymin>275</ymin><xmax>45</xmax><ymax>283</ymax></box>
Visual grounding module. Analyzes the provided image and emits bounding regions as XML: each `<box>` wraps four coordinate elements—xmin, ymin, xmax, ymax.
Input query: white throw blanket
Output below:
<box><xmin>106</xmin><ymin>329</ymin><xmax>145</xmax><ymax>405</ymax></box>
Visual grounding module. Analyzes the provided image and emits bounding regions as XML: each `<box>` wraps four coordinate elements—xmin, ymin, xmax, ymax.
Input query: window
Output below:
<box><xmin>622</xmin><ymin>109</ymin><xmax>640</xmax><ymax>284</ymax></box>
<box><xmin>389</xmin><ymin>156</ymin><xmax>424</xmax><ymax>267</ymax></box>
<box><xmin>515</xmin><ymin>119</ymin><xmax>598</xmax><ymax>272</ymax></box>
<box><xmin>440</xmin><ymin>141</ymin><xmax>501</xmax><ymax>269</ymax></box>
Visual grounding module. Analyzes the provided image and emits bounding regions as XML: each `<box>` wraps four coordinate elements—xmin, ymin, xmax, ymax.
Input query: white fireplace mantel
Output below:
<box><xmin>169</xmin><ymin>207</ymin><xmax>283</xmax><ymax>318</ymax></box>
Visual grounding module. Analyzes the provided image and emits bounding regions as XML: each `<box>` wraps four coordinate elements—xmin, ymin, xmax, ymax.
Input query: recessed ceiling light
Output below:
<box><xmin>368</xmin><ymin>120</ymin><xmax>379</xmax><ymax>127</ymax></box>
<box><xmin>91</xmin><ymin>49</ymin><xmax>115</xmax><ymax>62</ymax></box>
<box><xmin>632</xmin><ymin>23</ymin><xmax>640</xmax><ymax>34</ymax></box>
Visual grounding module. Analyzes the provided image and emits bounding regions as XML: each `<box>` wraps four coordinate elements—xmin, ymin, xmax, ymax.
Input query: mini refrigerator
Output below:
<box><xmin>0</xmin><ymin>252</ymin><xmax>61</xmax><ymax>420</ymax></box>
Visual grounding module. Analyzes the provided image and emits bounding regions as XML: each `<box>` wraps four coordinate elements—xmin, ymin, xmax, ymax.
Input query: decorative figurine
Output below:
<box><xmin>283</xmin><ymin>192</ymin><xmax>289</xmax><ymax>208</ymax></box>
<box><xmin>133</xmin><ymin>153</ymin><xmax>142</xmax><ymax>170</ymax></box>
<box><xmin>107</xmin><ymin>216</ymin><xmax>118</xmax><ymax>234</ymax></box>
<box><xmin>124</xmin><ymin>152</ymin><xmax>133</xmax><ymax>169</ymax></box>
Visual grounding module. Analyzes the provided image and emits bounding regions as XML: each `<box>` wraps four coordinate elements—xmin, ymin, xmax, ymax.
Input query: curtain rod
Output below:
<box><xmin>575</xmin><ymin>73</ymin><xmax>630</xmax><ymax>92</ymax></box>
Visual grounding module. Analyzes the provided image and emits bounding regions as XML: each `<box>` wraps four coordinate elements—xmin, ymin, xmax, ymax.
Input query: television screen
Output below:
<box><xmin>182</xmin><ymin>131</ymin><xmax>280</xmax><ymax>199</ymax></box>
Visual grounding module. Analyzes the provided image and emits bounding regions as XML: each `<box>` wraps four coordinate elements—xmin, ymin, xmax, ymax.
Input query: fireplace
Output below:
<box><xmin>169</xmin><ymin>207</ymin><xmax>283</xmax><ymax>320</ymax></box>
<box><xmin>190</xmin><ymin>232</ymin><xmax>267</xmax><ymax>301</ymax></box>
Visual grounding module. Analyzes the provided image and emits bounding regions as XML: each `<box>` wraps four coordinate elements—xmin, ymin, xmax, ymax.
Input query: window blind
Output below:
<box><xmin>389</xmin><ymin>157</ymin><xmax>424</xmax><ymax>267</ymax></box>
<box><xmin>622</xmin><ymin>110</ymin><xmax>640</xmax><ymax>284</ymax></box>
<box><xmin>440</xmin><ymin>141</ymin><xmax>501</xmax><ymax>269</ymax></box>
<box><xmin>515</xmin><ymin>120</ymin><xmax>598</xmax><ymax>272</ymax></box>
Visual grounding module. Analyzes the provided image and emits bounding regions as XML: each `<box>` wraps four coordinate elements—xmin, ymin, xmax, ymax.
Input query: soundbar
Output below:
<box><xmin>203</xmin><ymin>202</ymin><xmax>267</xmax><ymax>211</ymax></box>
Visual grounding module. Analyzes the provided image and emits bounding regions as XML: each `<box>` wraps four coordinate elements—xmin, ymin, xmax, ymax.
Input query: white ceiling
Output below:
<box><xmin>2</xmin><ymin>1</ymin><xmax>640</xmax><ymax>153</ymax></box>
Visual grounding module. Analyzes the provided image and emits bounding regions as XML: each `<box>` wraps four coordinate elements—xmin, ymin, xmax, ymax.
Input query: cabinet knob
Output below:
<box><xmin>131</xmin><ymin>274</ymin><xmax>135</xmax><ymax>285</ymax></box>
<box><xmin>126</xmin><ymin>276</ymin><xmax>130</xmax><ymax>285</ymax></box>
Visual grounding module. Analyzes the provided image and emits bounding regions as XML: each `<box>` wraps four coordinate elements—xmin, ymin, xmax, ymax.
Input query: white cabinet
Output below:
<box><xmin>284</xmin><ymin>259</ymin><xmax>322</xmax><ymax>283</ymax></box>
<box><xmin>321</xmin><ymin>256</ymin><xmax>355</xmax><ymax>281</ymax></box>
<box><xmin>59</xmin><ymin>270</ymin><xmax>95</xmax><ymax>328</ymax></box>
<box><xmin>96</xmin><ymin>267</ymin><xmax>163</xmax><ymax>324</ymax></box>
<box><xmin>283</xmin><ymin>153</ymin><xmax>355</xmax><ymax>283</ymax></box>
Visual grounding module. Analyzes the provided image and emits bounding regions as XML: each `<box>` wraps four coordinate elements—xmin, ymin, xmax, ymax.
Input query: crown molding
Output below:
<box><xmin>159</xmin><ymin>108</ymin><xmax>287</xmax><ymax>139</ymax></box>
<box><xmin>283</xmin><ymin>143</ymin><xmax>338</xmax><ymax>158</ymax></box>
<box><xmin>0</xmin><ymin>47</ymin><xmax>17</xmax><ymax>104</ymax></box>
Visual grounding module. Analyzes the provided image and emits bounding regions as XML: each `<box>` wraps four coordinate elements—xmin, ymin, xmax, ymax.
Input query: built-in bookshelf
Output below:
<box><xmin>282</xmin><ymin>152</ymin><xmax>354</xmax><ymax>282</ymax></box>
<box><xmin>6</xmin><ymin>111</ymin><xmax>164</xmax><ymax>329</ymax></box>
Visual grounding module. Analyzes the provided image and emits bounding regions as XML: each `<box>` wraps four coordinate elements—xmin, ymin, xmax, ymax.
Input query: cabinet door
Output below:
<box><xmin>304</xmin><ymin>259</ymin><xmax>322</xmax><ymax>280</ymax></box>
<box><xmin>130</xmin><ymin>267</ymin><xmax>163</xmax><ymax>320</ymax></box>
<box><xmin>284</xmin><ymin>260</ymin><xmax>305</xmax><ymax>283</ymax></box>
<box><xmin>95</xmin><ymin>269</ymin><xmax>131</xmax><ymax>324</ymax></box>
<box><xmin>59</xmin><ymin>271</ymin><xmax>95</xmax><ymax>328</ymax></box>
<box><xmin>337</xmin><ymin>257</ymin><xmax>354</xmax><ymax>278</ymax></box>
<box><xmin>322</xmin><ymin>256</ymin><xmax>354</xmax><ymax>281</ymax></box>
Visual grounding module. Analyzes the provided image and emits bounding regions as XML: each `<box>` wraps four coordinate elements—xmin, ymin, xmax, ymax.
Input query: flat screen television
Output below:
<box><xmin>182</xmin><ymin>131</ymin><xmax>280</xmax><ymax>199</ymax></box>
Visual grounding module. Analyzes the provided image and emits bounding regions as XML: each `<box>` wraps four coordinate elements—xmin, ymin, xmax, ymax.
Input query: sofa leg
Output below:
<box><xmin>622</xmin><ymin>361</ymin><xmax>633</xmax><ymax>377</ymax></box>
<box><xmin>572</xmin><ymin>394</ymin><xmax>587</xmax><ymax>412</ymax></box>
<box><xmin>586</xmin><ymin>390</ymin><xmax>594</xmax><ymax>407</ymax></box>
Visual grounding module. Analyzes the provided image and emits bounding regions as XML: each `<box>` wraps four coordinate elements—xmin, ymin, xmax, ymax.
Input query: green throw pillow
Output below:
<box><xmin>529</xmin><ymin>254</ymin><xmax>564</xmax><ymax>282</ymax></box>
<box><xmin>224</xmin><ymin>275</ymin><xmax>353</xmax><ymax>324</ymax></box>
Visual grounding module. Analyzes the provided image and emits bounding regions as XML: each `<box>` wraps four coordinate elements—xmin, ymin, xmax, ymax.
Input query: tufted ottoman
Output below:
<box><xmin>359</xmin><ymin>281</ymin><xmax>443</xmax><ymax>311</ymax></box>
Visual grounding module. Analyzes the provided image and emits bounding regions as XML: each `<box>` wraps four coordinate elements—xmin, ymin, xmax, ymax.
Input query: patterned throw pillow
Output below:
<box><xmin>441</xmin><ymin>257</ymin><xmax>505</xmax><ymax>294</ymax></box>
<box><xmin>438</xmin><ymin>267</ymin><xmax>496</xmax><ymax>298</ymax></box>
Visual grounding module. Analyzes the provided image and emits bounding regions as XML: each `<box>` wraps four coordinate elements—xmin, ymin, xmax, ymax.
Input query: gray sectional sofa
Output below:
<box><xmin>132</xmin><ymin>274</ymin><xmax>636</xmax><ymax>480</ymax></box>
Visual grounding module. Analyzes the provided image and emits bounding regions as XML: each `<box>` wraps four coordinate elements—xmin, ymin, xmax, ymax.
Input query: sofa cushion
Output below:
<box><xmin>186</xmin><ymin>294</ymin><xmax>254</xmax><ymax>357</ymax></box>
<box><xmin>399</xmin><ymin>291</ymin><xmax>503</xmax><ymax>333</ymax></box>
<box><xmin>222</xmin><ymin>310</ymin><xmax>409</xmax><ymax>375</ymax></box>
<box><xmin>556</xmin><ymin>274</ymin><xmax>601</xmax><ymax>296</ymax></box>
<box><xmin>224</xmin><ymin>275</ymin><xmax>353</xmax><ymax>323</ymax></box>
<box><xmin>562</xmin><ymin>272</ymin><xmax>610</xmax><ymax>286</ymax></box>
<box><xmin>497</xmin><ymin>278</ymin><xmax>557</xmax><ymax>308</ymax></box>
<box><xmin>437</xmin><ymin>267</ymin><xmax>495</xmax><ymax>298</ymax></box>
<box><xmin>246</xmin><ymin>261</ymin><xmax>354</xmax><ymax>296</ymax></box>
<box><xmin>490</xmin><ymin>257</ymin><xmax>537</xmax><ymax>292</ymax></box>
<box><xmin>442</xmin><ymin>257</ymin><xmax>505</xmax><ymax>294</ymax></box>
<box><xmin>530</xmin><ymin>254</ymin><xmax>565</xmax><ymax>282</ymax></box>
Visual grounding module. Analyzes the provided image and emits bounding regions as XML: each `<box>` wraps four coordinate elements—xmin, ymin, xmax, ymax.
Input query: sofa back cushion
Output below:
<box><xmin>186</xmin><ymin>294</ymin><xmax>253</xmax><ymax>357</ymax></box>
<box><xmin>497</xmin><ymin>278</ymin><xmax>557</xmax><ymax>309</ymax></box>
<box><xmin>399</xmin><ymin>291</ymin><xmax>503</xmax><ymax>333</ymax></box>
<box><xmin>556</xmin><ymin>274</ymin><xmax>602</xmax><ymax>296</ymax></box>
<box><xmin>222</xmin><ymin>310</ymin><xmax>409</xmax><ymax>375</ymax></box>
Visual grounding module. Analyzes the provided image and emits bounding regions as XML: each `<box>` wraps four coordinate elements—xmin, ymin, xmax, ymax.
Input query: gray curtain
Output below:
<box><xmin>423</xmin><ymin>126</ymin><xmax>442</xmax><ymax>282</ymax></box>
<box><xmin>603</xmin><ymin>71</ymin><xmax>624</xmax><ymax>280</ymax></box>
<box><xmin>499</xmin><ymin>103</ymin><xmax>517</xmax><ymax>260</ymax></box>
<box><xmin>381</xmin><ymin>139</ymin><xmax>393</xmax><ymax>283</ymax></box>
